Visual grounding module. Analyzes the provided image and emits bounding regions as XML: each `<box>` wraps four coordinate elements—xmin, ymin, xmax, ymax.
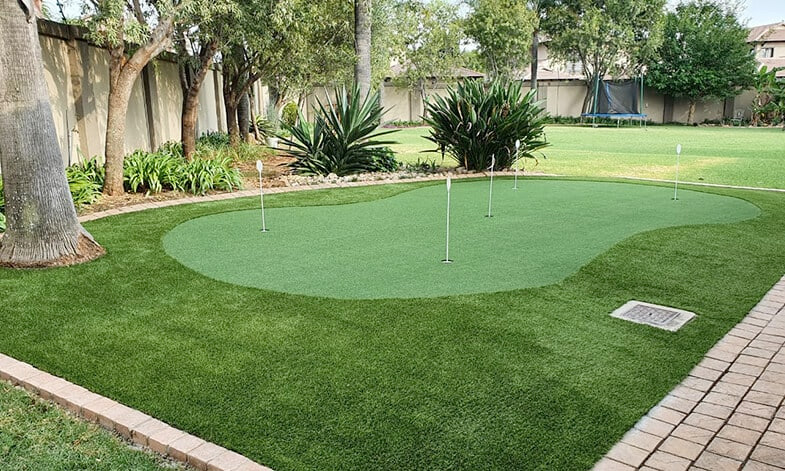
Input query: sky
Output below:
<box><xmin>43</xmin><ymin>0</ymin><xmax>785</xmax><ymax>27</ymax></box>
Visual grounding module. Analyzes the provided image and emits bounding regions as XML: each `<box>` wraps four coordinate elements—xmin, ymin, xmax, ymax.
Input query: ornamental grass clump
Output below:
<box><xmin>424</xmin><ymin>79</ymin><xmax>549</xmax><ymax>171</ymax></box>
<box><xmin>281</xmin><ymin>85</ymin><xmax>398</xmax><ymax>176</ymax></box>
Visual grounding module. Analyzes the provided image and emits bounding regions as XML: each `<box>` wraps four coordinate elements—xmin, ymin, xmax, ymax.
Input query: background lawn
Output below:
<box><xmin>0</xmin><ymin>382</ymin><xmax>184</xmax><ymax>471</ymax></box>
<box><xmin>1</xmin><ymin>179</ymin><xmax>785</xmax><ymax>470</ymax></box>
<box><xmin>390</xmin><ymin>125</ymin><xmax>785</xmax><ymax>189</ymax></box>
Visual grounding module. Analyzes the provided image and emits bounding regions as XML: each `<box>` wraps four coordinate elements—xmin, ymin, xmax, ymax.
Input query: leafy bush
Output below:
<box><xmin>65</xmin><ymin>158</ymin><xmax>103</xmax><ymax>207</ymax></box>
<box><xmin>370</xmin><ymin>147</ymin><xmax>399</xmax><ymax>172</ymax></box>
<box><xmin>123</xmin><ymin>150</ymin><xmax>184</xmax><ymax>194</ymax></box>
<box><xmin>157</xmin><ymin>140</ymin><xmax>184</xmax><ymax>158</ymax></box>
<box><xmin>281</xmin><ymin>86</ymin><xmax>398</xmax><ymax>176</ymax></box>
<box><xmin>123</xmin><ymin>150</ymin><xmax>243</xmax><ymax>195</ymax></box>
<box><xmin>180</xmin><ymin>157</ymin><xmax>243</xmax><ymax>194</ymax></box>
<box><xmin>282</xmin><ymin>102</ymin><xmax>299</xmax><ymax>128</ymax></box>
<box><xmin>196</xmin><ymin>131</ymin><xmax>231</xmax><ymax>151</ymax></box>
<box><xmin>402</xmin><ymin>158</ymin><xmax>440</xmax><ymax>173</ymax></box>
<box><xmin>424</xmin><ymin>79</ymin><xmax>549</xmax><ymax>171</ymax></box>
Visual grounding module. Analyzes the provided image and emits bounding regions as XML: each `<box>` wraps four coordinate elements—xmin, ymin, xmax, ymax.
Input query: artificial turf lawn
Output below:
<box><xmin>164</xmin><ymin>180</ymin><xmax>758</xmax><ymax>298</ymax></box>
<box><xmin>0</xmin><ymin>382</ymin><xmax>183</xmax><ymax>471</ymax></box>
<box><xmin>1</xmin><ymin>178</ymin><xmax>785</xmax><ymax>470</ymax></box>
<box><xmin>389</xmin><ymin>125</ymin><xmax>785</xmax><ymax>189</ymax></box>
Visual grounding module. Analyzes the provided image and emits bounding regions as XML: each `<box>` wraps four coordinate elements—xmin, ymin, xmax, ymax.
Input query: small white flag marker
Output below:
<box><xmin>256</xmin><ymin>160</ymin><xmax>269</xmax><ymax>232</ymax></box>
<box><xmin>513</xmin><ymin>139</ymin><xmax>521</xmax><ymax>190</ymax></box>
<box><xmin>487</xmin><ymin>154</ymin><xmax>495</xmax><ymax>218</ymax></box>
<box><xmin>673</xmin><ymin>144</ymin><xmax>682</xmax><ymax>201</ymax></box>
<box><xmin>442</xmin><ymin>176</ymin><xmax>453</xmax><ymax>264</ymax></box>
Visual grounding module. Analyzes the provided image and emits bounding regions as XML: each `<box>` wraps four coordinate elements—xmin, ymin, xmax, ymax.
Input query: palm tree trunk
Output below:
<box><xmin>0</xmin><ymin>1</ymin><xmax>103</xmax><ymax>267</ymax></box>
<box><xmin>354</xmin><ymin>0</ymin><xmax>372</xmax><ymax>98</ymax></box>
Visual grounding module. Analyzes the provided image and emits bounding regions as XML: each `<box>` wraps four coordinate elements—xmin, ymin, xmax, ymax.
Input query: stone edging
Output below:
<box><xmin>0</xmin><ymin>354</ymin><xmax>272</xmax><ymax>471</ymax></box>
<box><xmin>593</xmin><ymin>274</ymin><xmax>785</xmax><ymax>470</ymax></box>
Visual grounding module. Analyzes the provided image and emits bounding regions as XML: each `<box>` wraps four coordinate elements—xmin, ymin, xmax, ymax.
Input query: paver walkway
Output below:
<box><xmin>594</xmin><ymin>275</ymin><xmax>785</xmax><ymax>471</ymax></box>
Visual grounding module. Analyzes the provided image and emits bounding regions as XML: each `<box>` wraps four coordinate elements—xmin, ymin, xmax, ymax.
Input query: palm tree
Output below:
<box><xmin>0</xmin><ymin>0</ymin><xmax>104</xmax><ymax>267</ymax></box>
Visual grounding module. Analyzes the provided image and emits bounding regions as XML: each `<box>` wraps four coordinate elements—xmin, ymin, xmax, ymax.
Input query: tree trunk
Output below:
<box><xmin>102</xmin><ymin>15</ymin><xmax>175</xmax><ymax>195</ymax></box>
<box><xmin>688</xmin><ymin>100</ymin><xmax>696</xmax><ymax>125</ymax></box>
<box><xmin>103</xmin><ymin>66</ymin><xmax>137</xmax><ymax>195</ymax></box>
<box><xmin>0</xmin><ymin>1</ymin><xmax>104</xmax><ymax>267</ymax></box>
<box><xmin>238</xmin><ymin>92</ymin><xmax>250</xmax><ymax>143</ymax></box>
<box><xmin>267</xmin><ymin>86</ymin><xmax>280</xmax><ymax>128</ymax></box>
<box><xmin>530</xmin><ymin>29</ymin><xmax>539</xmax><ymax>99</ymax></box>
<box><xmin>354</xmin><ymin>0</ymin><xmax>372</xmax><ymax>98</ymax></box>
<box><xmin>181</xmin><ymin>41</ymin><xmax>218</xmax><ymax>160</ymax></box>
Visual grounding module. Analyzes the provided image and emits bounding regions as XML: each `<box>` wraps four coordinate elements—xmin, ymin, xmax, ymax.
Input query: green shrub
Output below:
<box><xmin>370</xmin><ymin>146</ymin><xmax>399</xmax><ymax>172</ymax></box>
<box><xmin>157</xmin><ymin>140</ymin><xmax>184</xmax><ymax>158</ymax></box>
<box><xmin>281</xmin><ymin>86</ymin><xmax>398</xmax><ymax>176</ymax></box>
<box><xmin>123</xmin><ymin>150</ymin><xmax>184</xmax><ymax>194</ymax></box>
<box><xmin>196</xmin><ymin>131</ymin><xmax>231</xmax><ymax>151</ymax></box>
<box><xmin>65</xmin><ymin>159</ymin><xmax>103</xmax><ymax>207</ymax></box>
<box><xmin>123</xmin><ymin>150</ymin><xmax>243</xmax><ymax>195</ymax></box>
<box><xmin>424</xmin><ymin>79</ymin><xmax>549</xmax><ymax>171</ymax></box>
<box><xmin>281</xmin><ymin>102</ymin><xmax>299</xmax><ymax>128</ymax></box>
<box><xmin>180</xmin><ymin>157</ymin><xmax>243</xmax><ymax>194</ymax></box>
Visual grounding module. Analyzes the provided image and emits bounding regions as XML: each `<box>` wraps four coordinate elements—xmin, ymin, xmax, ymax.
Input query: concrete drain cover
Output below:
<box><xmin>611</xmin><ymin>301</ymin><xmax>696</xmax><ymax>332</ymax></box>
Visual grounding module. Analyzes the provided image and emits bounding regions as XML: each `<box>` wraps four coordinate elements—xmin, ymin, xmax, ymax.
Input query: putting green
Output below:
<box><xmin>163</xmin><ymin>180</ymin><xmax>759</xmax><ymax>299</ymax></box>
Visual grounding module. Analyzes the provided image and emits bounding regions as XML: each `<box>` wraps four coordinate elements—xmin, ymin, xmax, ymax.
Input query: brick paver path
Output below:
<box><xmin>594</xmin><ymin>275</ymin><xmax>785</xmax><ymax>470</ymax></box>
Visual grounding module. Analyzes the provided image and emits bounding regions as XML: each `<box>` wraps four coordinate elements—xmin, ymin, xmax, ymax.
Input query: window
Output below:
<box><xmin>761</xmin><ymin>47</ymin><xmax>774</xmax><ymax>58</ymax></box>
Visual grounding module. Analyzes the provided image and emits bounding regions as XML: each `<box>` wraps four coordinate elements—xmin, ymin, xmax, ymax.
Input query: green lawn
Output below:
<box><xmin>164</xmin><ymin>180</ymin><xmax>757</xmax><ymax>298</ymax></box>
<box><xmin>1</xmin><ymin>179</ymin><xmax>785</xmax><ymax>470</ymax></box>
<box><xmin>0</xmin><ymin>382</ymin><xmax>184</xmax><ymax>471</ymax></box>
<box><xmin>390</xmin><ymin>125</ymin><xmax>785</xmax><ymax>189</ymax></box>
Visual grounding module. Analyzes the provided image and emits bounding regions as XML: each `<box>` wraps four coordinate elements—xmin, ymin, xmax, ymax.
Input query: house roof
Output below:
<box><xmin>760</xmin><ymin>58</ymin><xmax>785</xmax><ymax>77</ymax></box>
<box><xmin>748</xmin><ymin>22</ymin><xmax>785</xmax><ymax>43</ymax></box>
<box><xmin>387</xmin><ymin>64</ymin><xmax>485</xmax><ymax>80</ymax></box>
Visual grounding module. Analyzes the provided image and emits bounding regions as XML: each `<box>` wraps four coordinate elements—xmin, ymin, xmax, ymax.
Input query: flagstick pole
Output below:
<box><xmin>487</xmin><ymin>154</ymin><xmax>495</xmax><ymax>218</ymax></box>
<box><xmin>256</xmin><ymin>160</ymin><xmax>269</xmax><ymax>232</ymax></box>
<box><xmin>443</xmin><ymin>176</ymin><xmax>452</xmax><ymax>263</ymax></box>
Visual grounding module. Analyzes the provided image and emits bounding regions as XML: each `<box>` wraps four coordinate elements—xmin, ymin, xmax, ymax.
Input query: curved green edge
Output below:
<box><xmin>163</xmin><ymin>180</ymin><xmax>760</xmax><ymax>299</ymax></box>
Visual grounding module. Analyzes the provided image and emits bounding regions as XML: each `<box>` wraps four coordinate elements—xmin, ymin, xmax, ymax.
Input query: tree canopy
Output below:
<box><xmin>647</xmin><ymin>0</ymin><xmax>757</xmax><ymax>123</ymax></box>
<box><xmin>465</xmin><ymin>0</ymin><xmax>538</xmax><ymax>80</ymax></box>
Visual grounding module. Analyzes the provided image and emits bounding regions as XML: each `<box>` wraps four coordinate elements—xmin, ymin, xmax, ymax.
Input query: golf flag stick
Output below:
<box><xmin>443</xmin><ymin>176</ymin><xmax>452</xmax><ymax>263</ymax></box>
<box><xmin>256</xmin><ymin>160</ymin><xmax>269</xmax><ymax>232</ymax></box>
<box><xmin>673</xmin><ymin>144</ymin><xmax>682</xmax><ymax>201</ymax></box>
<box><xmin>513</xmin><ymin>140</ymin><xmax>521</xmax><ymax>190</ymax></box>
<box><xmin>487</xmin><ymin>154</ymin><xmax>495</xmax><ymax>217</ymax></box>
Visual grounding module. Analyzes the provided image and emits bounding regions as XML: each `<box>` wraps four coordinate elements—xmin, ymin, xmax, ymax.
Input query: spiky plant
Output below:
<box><xmin>424</xmin><ymin>79</ymin><xmax>549</xmax><ymax>171</ymax></box>
<box><xmin>281</xmin><ymin>85</ymin><xmax>398</xmax><ymax>176</ymax></box>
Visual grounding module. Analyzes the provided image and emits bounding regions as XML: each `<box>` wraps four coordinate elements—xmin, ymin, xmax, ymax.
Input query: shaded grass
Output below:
<box><xmin>1</xmin><ymin>178</ymin><xmax>784</xmax><ymax>470</ymax></box>
<box><xmin>389</xmin><ymin>125</ymin><xmax>785</xmax><ymax>189</ymax></box>
<box><xmin>0</xmin><ymin>381</ymin><xmax>184</xmax><ymax>471</ymax></box>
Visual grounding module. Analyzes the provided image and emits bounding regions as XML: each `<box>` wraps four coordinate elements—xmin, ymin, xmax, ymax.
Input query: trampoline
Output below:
<box><xmin>581</xmin><ymin>75</ymin><xmax>648</xmax><ymax>128</ymax></box>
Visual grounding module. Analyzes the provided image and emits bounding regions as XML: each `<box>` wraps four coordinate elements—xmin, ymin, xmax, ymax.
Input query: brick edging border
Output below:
<box><xmin>0</xmin><ymin>354</ymin><xmax>272</xmax><ymax>471</ymax></box>
<box><xmin>593</xmin><ymin>274</ymin><xmax>785</xmax><ymax>470</ymax></box>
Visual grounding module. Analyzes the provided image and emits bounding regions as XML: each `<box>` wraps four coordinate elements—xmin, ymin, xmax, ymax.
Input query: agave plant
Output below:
<box><xmin>424</xmin><ymin>79</ymin><xmax>549</xmax><ymax>171</ymax></box>
<box><xmin>280</xmin><ymin>86</ymin><xmax>398</xmax><ymax>176</ymax></box>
